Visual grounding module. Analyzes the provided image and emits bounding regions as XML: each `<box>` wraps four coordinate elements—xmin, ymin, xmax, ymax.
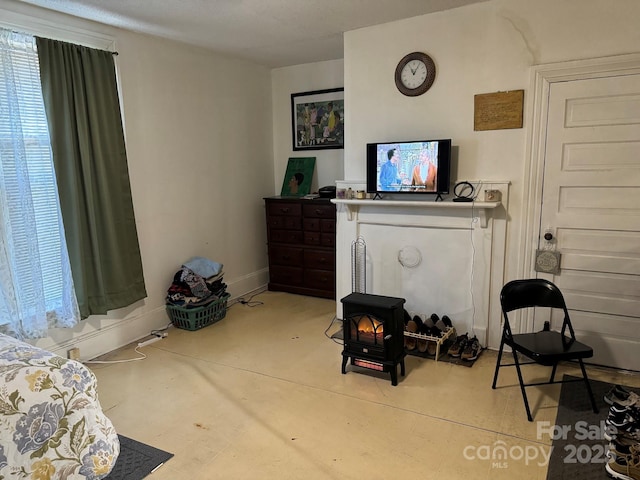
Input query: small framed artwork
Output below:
<box><xmin>291</xmin><ymin>88</ymin><xmax>344</xmax><ymax>151</ymax></box>
<box><xmin>280</xmin><ymin>157</ymin><xmax>316</xmax><ymax>196</ymax></box>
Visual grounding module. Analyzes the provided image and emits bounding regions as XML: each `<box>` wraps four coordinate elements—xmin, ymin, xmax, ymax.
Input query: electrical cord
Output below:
<box><xmin>468</xmin><ymin>180</ymin><xmax>488</xmax><ymax>346</ymax></box>
<box><xmin>324</xmin><ymin>315</ymin><xmax>344</xmax><ymax>345</ymax></box>
<box><xmin>84</xmin><ymin>330</ymin><xmax>169</xmax><ymax>364</ymax></box>
<box><xmin>151</xmin><ymin>323</ymin><xmax>172</xmax><ymax>336</ymax></box>
<box><xmin>235</xmin><ymin>292</ymin><xmax>264</xmax><ymax>307</ymax></box>
<box><xmin>83</xmin><ymin>346</ymin><xmax>148</xmax><ymax>364</ymax></box>
<box><xmin>470</xmin><ymin>198</ymin><xmax>478</xmax><ymax>339</ymax></box>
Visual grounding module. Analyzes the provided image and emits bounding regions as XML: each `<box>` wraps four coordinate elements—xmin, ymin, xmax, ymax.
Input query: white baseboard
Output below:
<box><xmin>472</xmin><ymin>326</ymin><xmax>488</xmax><ymax>348</ymax></box>
<box><xmin>38</xmin><ymin>305</ymin><xmax>169</xmax><ymax>362</ymax></box>
<box><xmin>34</xmin><ymin>268</ymin><xmax>270</xmax><ymax>362</ymax></box>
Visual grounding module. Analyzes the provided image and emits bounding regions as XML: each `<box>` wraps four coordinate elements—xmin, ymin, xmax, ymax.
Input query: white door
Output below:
<box><xmin>540</xmin><ymin>73</ymin><xmax>640</xmax><ymax>371</ymax></box>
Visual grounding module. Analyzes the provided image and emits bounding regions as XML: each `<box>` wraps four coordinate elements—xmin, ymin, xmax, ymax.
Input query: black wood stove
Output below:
<box><xmin>341</xmin><ymin>293</ymin><xmax>406</xmax><ymax>386</ymax></box>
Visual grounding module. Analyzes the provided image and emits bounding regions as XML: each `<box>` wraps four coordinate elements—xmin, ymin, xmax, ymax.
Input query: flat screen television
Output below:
<box><xmin>366</xmin><ymin>139</ymin><xmax>451</xmax><ymax>199</ymax></box>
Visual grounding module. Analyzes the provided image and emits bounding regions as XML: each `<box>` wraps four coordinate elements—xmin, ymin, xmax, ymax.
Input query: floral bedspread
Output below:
<box><xmin>0</xmin><ymin>334</ymin><xmax>119</xmax><ymax>480</ymax></box>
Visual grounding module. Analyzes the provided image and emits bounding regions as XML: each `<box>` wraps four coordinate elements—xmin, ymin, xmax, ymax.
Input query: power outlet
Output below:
<box><xmin>68</xmin><ymin>347</ymin><xmax>81</xmax><ymax>361</ymax></box>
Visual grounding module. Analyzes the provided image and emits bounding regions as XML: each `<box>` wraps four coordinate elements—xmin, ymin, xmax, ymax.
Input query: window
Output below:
<box><xmin>0</xmin><ymin>29</ymin><xmax>78</xmax><ymax>337</ymax></box>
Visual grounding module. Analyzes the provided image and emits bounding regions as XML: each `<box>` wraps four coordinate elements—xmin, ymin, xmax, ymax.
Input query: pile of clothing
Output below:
<box><xmin>166</xmin><ymin>256</ymin><xmax>227</xmax><ymax>308</ymax></box>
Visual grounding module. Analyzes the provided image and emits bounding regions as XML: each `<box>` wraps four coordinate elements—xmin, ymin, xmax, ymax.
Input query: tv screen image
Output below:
<box><xmin>366</xmin><ymin>139</ymin><xmax>451</xmax><ymax>197</ymax></box>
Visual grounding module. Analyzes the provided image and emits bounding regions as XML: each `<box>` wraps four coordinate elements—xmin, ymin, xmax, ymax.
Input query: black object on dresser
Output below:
<box><xmin>264</xmin><ymin>197</ymin><xmax>336</xmax><ymax>299</ymax></box>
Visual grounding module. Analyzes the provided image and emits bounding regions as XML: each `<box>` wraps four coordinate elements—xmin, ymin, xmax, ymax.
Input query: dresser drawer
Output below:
<box><xmin>320</xmin><ymin>219</ymin><xmax>335</xmax><ymax>233</ymax></box>
<box><xmin>304</xmin><ymin>269</ymin><xmax>335</xmax><ymax>291</ymax></box>
<box><xmin>270</xmin><ymin>265</ymin><xmax>303</xmax><ymax>285</ymax></box>
<box><xmin>268</xmin><ymin>202</ymin><xmax>302</xmax><ymax>217</ymax></box>
<box><xmin>304</xmin><ymin>231</ymin><xmax>321</xmax><ymax>245</ymax></box>
<box><xmin>303</xmin><ymin>218</ymin><xmax>320</xmax><ymax>231</ymax></box>
<box><xmin>305</xmin><ymin>232</ymin><xmax>335</xmax><ymax>247</ymax></box>
<box><xmin>267</xmin><ymin>216</ymin><xmax>302</xmax><ymax>230</ymax></box>
<box><xmin>303</xmin><ymin>204</ymin><xmax>335</xmax><ymax>219</ymax></box>
<box><xmin>269</xmin><ymin>246</ymin><xmax>303</xmax><ymax>266</ymax></box>
<box><xmin>303</xmin><ymin>249</ymin><xmax>334</xmax><ymax>269</ymax></box>
<box><xmin>269</xmin><ymin>229</ymin><xmax>303</xmax><ymax>244</ymax></box>
<box><xmin>321</xmin><ymin>233</ymin><xmax>335</xmax><ymax>248</ymax></box>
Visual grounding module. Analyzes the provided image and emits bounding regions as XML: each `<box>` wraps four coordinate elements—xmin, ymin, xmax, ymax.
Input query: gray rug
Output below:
<box><xmin>104</xmin><ymin>435</ymin><xmax>173</xmax><ymax>480</ymax></box>
<box><xmin>546</xmin><ymin>375</ymin><xmax>639</xmax><ymax>480</ymax></box>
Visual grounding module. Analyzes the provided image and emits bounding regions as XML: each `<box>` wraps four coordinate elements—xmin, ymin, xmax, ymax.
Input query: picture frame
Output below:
<box><xmin>280</xmin><ymin>157</ymin><xmax>316</xmax><ymax>196</ymax></box>
<box><xmin>291</xmin><ymin>88</ymin><xmax>344</xmax><ymax>151</ymax></box>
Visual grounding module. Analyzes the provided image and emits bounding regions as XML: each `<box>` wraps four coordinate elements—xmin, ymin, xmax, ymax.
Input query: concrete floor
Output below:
<box><xmin>89</xmin><ymin>291</ymin><xmax>640</xmax><ymax>479</ymax></box>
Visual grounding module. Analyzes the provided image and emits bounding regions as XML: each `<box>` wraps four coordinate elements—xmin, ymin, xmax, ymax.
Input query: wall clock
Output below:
<box><xmin>395</xmin><ymin>52</ymin><xmax>436</xmax><ymax>97</ymax></box>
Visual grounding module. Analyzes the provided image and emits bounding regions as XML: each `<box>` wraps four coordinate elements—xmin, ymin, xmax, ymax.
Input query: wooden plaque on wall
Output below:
<box><xmin>474</xmin><ymin>90</ymin><xmax>524</xmax><ymax>131</ymax></box>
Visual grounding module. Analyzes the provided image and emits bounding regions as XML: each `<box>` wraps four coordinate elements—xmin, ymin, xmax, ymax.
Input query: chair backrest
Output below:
<box><xmin>500</xmin><ymin>278</ymin><xmax>575</xmax><ymax>339</ymax></box>
<box><xmin>500</xmin><ymin>278</ymin><xmax>566</xmax><ymax>312</ymax></box>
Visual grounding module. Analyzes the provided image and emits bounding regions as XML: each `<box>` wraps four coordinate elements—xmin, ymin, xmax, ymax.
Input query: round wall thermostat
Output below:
<box><xmin>398</xmin><ymin>246</ymin><xmax>422</xmax><ymax>268</ymax></box>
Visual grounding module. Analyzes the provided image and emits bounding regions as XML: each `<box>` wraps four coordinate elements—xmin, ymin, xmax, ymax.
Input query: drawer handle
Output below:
<box><xmin>315</xmin><ymin>209</ymin><xmax>323</xmax><ymax>215</ymax></box>
<box><xmin>280</xmin><ymin>207</ymin><xmax>290</xmax><ymax>213</ymax></box>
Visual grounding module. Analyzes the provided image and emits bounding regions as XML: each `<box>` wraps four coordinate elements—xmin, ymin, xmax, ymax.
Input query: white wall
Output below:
<box><xmin>271</xmin><ymin>60</ymin><xmax>344</xmax><ymax>192</ymax></box>
<box><xmin>0</xmin><ymin>0</ymin><xmax>275</xmax><ymax>360</ymax></box>
<box><xmin>5</xmin><ymin>0</ymin><xmax>640</xmax><ymax>356</ymax></box>
<box><xmin>342</xmin><ymin>0</ymin><xmax>640</xmax><ymax>345</ymax></box>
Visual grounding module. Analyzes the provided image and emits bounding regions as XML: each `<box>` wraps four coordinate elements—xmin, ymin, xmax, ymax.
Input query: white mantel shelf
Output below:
<box><xmin>331</xmin><ymin>199</ymin><xmax>501</xmax><ymax>227</ymax></box>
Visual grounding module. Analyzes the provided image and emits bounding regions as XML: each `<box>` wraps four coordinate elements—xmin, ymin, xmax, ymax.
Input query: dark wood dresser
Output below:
<box><xmin>264</xmin><ymin>196</ymin><xmax>336</xmax><ymax>299</ymax></box>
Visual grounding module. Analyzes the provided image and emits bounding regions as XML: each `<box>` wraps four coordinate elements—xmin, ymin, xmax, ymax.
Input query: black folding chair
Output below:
<box><xmin>491</xmin><ymin>278</ymin><xmax>599</xmax><ymax>421</ymax></box>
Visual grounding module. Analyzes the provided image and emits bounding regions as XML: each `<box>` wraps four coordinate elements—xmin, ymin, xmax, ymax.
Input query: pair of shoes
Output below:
<box><xmin>424</xmin><ymin>316</ymin><xmax>439</xmax><ymax>355</ymax></box>
<box><xmin>417</xmin><ymin>314</ymin><xmax>441</xmax><ymax>337</ymax></box>
<box><xmin>420</xmin><ymin>316</ymin><xmax>442</xmax><ymax>355</ymax></box>
<box><xmin>606</xmin><ymin>385</ymin><xmax>640</xmax><ymax>407</ymax></box>
<box><xmin>423</xmin><ymin>313</ymin><xmax>456</xmax><ymax>337</ymax></box>
<box><xmin>412</xmin><ymin>314</ymin><xmax>439</xmax><ymax>354</ymax></box>
<box><xmin>605</xmin><ymin>452</ymin><xmax>640</xmax><ymax>480</ymax></box>
<box><xmin>460</xmin><ymin>336</ymin><xmax>481</xmax><ymax>361</ymax></box>
<box><xmin>404</xmin><ymin>315</ymin><xmax>430</xmax><ymax>353</ymax></box>
<box><xmin>403</xmin><ymin>309</ymin><xmax>411</xmax><ymax>349</ymax></box>
<box><xmin>448</xmin><ymin>333</ymin><xmax>468</xmax><ymax>357</ymax></box>
<box><xmin>612</xmin><ymin>403</ymin><xmax>640</xmax><ymax>418</ymax></box>
<box><xmin>425</xmin><ymin>314</ymin><xmax>456</xmax><ymax>356</ymax></box>
<box><xmin>431</xmin><ymin>314</ymin><xmax>455</xmax><ymax>337</ymax></box>
<box><xmin>405</xmin><ymin>315</ymin><xmax>420</xmax><ymax>351</ymax></box>
<box><xmin>415</xmin><ymin>315</ymin><xmax>430</xmax><ymax>353</ymax></box>
<box><xmin>605</xmin><ymin>405</ymin><xmax>640</xmax><ymax>441</ymax></box>
<box><xmin>609</xmin><ymin>431</ymin><xmax>640</xmax><ymax>458</ymax></box>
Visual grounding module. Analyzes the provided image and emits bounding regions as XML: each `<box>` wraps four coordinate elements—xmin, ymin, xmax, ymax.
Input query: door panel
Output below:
<box><xmin>541</xmin><ymin>74</ymin><xmax>640</xmax><ymax>371</ymax></box>
<box><xmin>558</xmin><ymin>229</ymin><xmax>640</xmax><ymax>274</ymax></box>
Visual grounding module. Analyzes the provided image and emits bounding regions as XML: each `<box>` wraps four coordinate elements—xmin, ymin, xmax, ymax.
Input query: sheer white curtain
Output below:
<box><xmin>0</xmin><ymin>28</ymin><xmax>79</xmax><ymax>338</ymax></box>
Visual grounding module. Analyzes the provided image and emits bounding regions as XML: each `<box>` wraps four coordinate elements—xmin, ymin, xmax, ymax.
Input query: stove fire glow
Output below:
<box><xmin>351</xmin><ymin>314</ymin><xmax>384</xmax><ymax>344</ymax></box>
<box><xmin>353</xmin><ymin>359</ymin><xmax>384</xmax><ymax>371</ymax></box>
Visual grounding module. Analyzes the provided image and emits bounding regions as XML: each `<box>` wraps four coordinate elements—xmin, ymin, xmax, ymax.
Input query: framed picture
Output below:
<box><xmin>291</xmin><ymin>88</ymin><xmax>344</xmax><ymax>151</ymax></box>
<box><xmin>280</xmin><ymin>157</ymin><xmax>316</xmax><ymax>196</ymax></box>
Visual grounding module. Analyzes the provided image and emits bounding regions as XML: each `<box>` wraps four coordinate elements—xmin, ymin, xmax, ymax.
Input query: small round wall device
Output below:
<box><xmin>452</xmin><ymin>181</ymin><xmax>475</xmax><ymax>202</ymax></box>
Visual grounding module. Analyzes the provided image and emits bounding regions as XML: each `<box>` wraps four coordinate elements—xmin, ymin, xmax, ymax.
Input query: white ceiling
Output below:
<box><xmin>17</xmin><ymin>0</ymin><xmax>488</xmax><ymax>67</ymax></box>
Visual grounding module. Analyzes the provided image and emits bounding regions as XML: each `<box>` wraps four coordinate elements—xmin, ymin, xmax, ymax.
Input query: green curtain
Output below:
<box><xmin>35</xmin><ymin>37</ymin><xmax>146</xmax><ymax>318</ymax></box>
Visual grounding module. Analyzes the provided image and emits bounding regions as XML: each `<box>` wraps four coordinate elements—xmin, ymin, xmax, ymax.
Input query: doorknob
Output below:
<box><xmin>544</xmin><ymin>232</ymin><xmax>553</xmax><ymax>241</ymax></box>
